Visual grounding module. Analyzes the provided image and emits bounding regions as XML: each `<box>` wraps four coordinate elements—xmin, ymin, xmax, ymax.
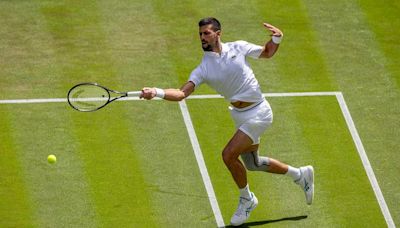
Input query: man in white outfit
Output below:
<box><xmin>141</xmin><ymin>17</ymin><xmax>314</xmax><ymax>226</ymax></box>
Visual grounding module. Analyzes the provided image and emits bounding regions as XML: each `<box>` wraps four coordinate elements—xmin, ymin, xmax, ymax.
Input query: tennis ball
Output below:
<box><xmin>47</xmin><ymin>155</ymin><xmax>57</xmax><ymax>164</ymax></box>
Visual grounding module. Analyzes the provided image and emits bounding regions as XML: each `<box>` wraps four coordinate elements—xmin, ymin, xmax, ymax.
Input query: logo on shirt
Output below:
<box><xmin>231</xmin><ymin>55</ymin><xmax>237</xmax><ymax>59</ymax></box>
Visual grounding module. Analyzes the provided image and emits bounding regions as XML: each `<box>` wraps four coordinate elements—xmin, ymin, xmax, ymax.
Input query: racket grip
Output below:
<box><xmin>127</xmin><ymin>91</ymin><xmax>142</xmax><ymax>97</ymax></box>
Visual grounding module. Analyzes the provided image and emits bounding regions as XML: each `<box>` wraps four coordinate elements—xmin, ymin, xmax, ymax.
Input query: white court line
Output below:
<box><xmin>335</xmin><ymin>93</ymin><xmax>395</xmax><ymax>228</ymax></box>
<box><xmin>184</xmin><ymin>92</ymin><xmax>394</xmax><ymax>228</ymax></box>
<box><xmin>0</xmin><ymin>91</ymin><xmax>339</xmax><ymax>104</ymax></box>
<box><xmin>0</xmin><ymin>91</ymin><xmax>394</xmax><ymax>227</ymax></box>
<box><xmin>179</xmin><ymin>100</ymin><xmax>225</xmax><ymax>228</ymax></box>
<box><xmin>0</xmin><ymin>98</ymin><xmax>67</xmax><ymax>104</ymax></box>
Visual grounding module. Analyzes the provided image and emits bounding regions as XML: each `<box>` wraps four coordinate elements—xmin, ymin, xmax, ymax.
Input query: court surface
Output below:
<box><xmin>0</xmin><ymin>0</ymin><xmax>399</xmax><ymax>227</ymax></box>
<box><xmin>0</xmin><ymin>92</ymin><xmax>394</xmax><ymax>227</ymax></box>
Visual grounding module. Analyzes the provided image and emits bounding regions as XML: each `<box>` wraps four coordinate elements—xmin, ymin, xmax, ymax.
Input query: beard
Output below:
<box><xmin>202</xmin><ymin>42</ymin><xmax>213</xmax><ymax>51</ymax></box>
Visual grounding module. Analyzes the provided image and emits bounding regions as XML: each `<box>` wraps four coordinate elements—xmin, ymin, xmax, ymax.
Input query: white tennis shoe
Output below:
<box><xmin>295</xmin><ymin>166</ymin><xmax>314</xmax><ymax>205</ymax></box>
<box><xmin>230</xmin><ymin>192</ymin><xmax>258</xmax><ymax>226</ymax></box>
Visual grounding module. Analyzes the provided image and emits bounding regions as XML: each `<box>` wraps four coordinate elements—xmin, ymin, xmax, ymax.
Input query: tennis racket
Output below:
<box><xmin>67</xmin><ymin>82</ymin><xmax>142</xmax><ymax>112</ymax></box>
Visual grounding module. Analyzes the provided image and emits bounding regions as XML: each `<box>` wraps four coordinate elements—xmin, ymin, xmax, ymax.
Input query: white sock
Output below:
<box><xmin>239</xmin><ymin>184</ymin><xmax>252</xmax><ymax>200</ymax></box>
<box><xmin>286</xmin><ymin>166</ymin><xmax>301</xmax><ymax>181</ymax></box>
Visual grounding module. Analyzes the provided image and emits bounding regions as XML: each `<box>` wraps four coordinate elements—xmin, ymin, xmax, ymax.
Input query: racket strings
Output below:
<box><xmin>68</xmin><ymin>84</ymin><xmax>110</xmax><ymax>111</ymax></box>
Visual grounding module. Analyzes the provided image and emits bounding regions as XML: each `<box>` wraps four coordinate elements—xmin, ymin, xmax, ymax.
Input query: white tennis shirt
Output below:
<box><xmin>189</xmin><ymin>41</ymin><xmax>264</xmax><ymax>102</ymax></box>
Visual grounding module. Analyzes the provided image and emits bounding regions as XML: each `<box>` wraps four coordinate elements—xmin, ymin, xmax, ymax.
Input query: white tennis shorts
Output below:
<box><xmin>229</xmin><ymin>99</ymin><xmax>273</xmax><ymax>145</ymax></box>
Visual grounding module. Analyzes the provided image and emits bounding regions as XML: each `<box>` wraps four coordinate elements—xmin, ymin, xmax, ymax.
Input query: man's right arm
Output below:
<box><xmin>140</xmin><ymin>81</ymin><xmax>195</xmax><ymax>101</ymax></box>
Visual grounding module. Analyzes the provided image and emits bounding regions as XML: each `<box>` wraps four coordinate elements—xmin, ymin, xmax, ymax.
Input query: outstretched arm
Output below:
<box><xmin>140</xmin><ymin>81</ymin><xmax>195</xmax><ymax>101</ymax></box>
<box><xmin>259</xmin><ymin>23</ymin><xmax>283</xmax><ymax>59</ymax></box>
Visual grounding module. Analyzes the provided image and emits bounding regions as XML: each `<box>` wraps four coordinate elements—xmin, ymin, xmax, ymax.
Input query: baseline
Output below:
<box><xmin>0</xmin><ymin>91</ymin><xmax>339</xmax><ymax>104</ymax></box>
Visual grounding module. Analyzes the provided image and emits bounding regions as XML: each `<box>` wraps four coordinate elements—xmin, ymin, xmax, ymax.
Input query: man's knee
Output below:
<box><xmin>222</xmin><ymin>147</ymin><xmax>239</xmax><ymax>166</ymax></box>
<box><xmin>241</xmin><ymin>152</ymin><xmax>270</xmax><ymax>171</ymax></box>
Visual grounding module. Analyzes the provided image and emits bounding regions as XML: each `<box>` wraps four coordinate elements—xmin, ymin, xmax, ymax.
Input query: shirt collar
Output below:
<box><xmin>204</xmin><ymin>43</ymin><xmax>229</xmax><ymax>57</ymax></box>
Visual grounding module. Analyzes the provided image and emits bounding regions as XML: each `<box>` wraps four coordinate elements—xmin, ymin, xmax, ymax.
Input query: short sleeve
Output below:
<box><xmin>188</xmin><ymin>65</ymin><xmax>204</xmax><ymax>88</ymax></box>
<box><xmin>237</xmin><ymin>40</ymin><xmax>263</xmax><ymax>59</ymax></box>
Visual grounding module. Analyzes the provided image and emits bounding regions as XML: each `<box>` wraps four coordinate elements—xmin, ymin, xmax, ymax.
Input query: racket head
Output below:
<box><xmin>67</xmin><ymin>83</ymin><xmax>110</xmax><ymax>112</ymax></box>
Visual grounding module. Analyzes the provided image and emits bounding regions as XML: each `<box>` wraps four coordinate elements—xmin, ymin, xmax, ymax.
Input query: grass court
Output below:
<box><xmin>0</xmin><ymin>0</ymin><xmax>399</xmax><ymax>227</ymax></box>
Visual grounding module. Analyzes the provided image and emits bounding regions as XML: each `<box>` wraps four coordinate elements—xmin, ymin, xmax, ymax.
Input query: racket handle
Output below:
<box><xmin>127</xmin><ymin>91</ymin><xmax>142</xmax><ymax>97</ymax></box>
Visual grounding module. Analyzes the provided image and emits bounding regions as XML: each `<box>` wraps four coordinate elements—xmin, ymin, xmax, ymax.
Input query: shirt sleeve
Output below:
<box><xmin>188</xmin><ymin>65</ymin><xmax>204</xmax><ymax>88</ymax></box>
<box><xmin>237</xmin><ymin>40</ymin><xmax>263</xmax><ymax>59</ymax></box>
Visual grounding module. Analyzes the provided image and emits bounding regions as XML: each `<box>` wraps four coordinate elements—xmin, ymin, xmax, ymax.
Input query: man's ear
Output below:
<box><xmin>216</xmin><ymin>30</ymin><xmax>221</xmax><ymax>37</ymax></box>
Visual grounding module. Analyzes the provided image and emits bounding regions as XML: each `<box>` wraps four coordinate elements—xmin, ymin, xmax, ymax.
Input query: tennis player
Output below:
<box><xmin>141</xmin><ymin>17</ymin><xmax>314</xmax><ymax>226</ymax></box>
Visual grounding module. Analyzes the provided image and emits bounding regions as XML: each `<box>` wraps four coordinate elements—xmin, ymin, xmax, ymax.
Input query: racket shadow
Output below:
<box><xmin>224</xmin><ymin>215</ymin><xmax>308</xmax><ymax>227</ymax></box>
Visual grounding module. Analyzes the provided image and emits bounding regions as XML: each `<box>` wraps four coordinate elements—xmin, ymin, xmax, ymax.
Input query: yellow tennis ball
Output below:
<box><xmin>47</xmin><ymin>155</ymin><xmax>57</xmax><ymax>164</ymax></box>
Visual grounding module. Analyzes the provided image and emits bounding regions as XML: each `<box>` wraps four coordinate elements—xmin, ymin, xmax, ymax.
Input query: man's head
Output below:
<box><xmin>198</xmin><ymin>17</ymin><xmax>221</xmax><ymax>51</ymax></box>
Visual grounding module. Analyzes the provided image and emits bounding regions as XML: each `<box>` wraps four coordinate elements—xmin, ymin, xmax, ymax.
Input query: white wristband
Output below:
<box><xmin>155</xmin><ymin>88</ymin><xmax>165</xmax><ymax>99</ymax></box>
<box><xmin>272</xmin><ymin>35</ymin><xmax>283</xmax><ymax>44</ymax></box>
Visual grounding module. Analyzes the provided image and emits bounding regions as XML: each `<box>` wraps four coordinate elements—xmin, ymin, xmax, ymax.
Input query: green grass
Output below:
<box><xmin>0</xmin><ymin>107</ymin><xmax>36</xmax><ymax>227</ymax></box>
<box><xmin>188</xmin><ymin>97</ymin><xmax>385</xmax><ymax>227</ymax></box>
<box><xmin>0</xmin><ymin>0</ymin><xmax>399</xmax><ymax>227</ymax></box>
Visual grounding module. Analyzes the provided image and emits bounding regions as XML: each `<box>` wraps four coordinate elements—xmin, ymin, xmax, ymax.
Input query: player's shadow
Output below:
<box><xmin>224</xmin><ymin>215</ymin><xmax>308</xmax><ymax>227</ymax></box>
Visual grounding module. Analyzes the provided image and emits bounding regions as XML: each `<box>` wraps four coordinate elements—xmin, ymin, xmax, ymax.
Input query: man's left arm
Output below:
<box><xmin>259</xmin><ymin>23</ymin><xmax>283</xmax><ymax>59</ymax></box>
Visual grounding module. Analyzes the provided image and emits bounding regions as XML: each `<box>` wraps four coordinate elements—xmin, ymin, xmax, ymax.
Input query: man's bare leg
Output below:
<box><xmin>222</xmin><ymin>130</ymin><xmax>254</xmax><ymax>188</ymax></box>
<box><xmin>222</xmin><ymin>130</ymin><xmax>259</xmax><ymax>226</ymax></box>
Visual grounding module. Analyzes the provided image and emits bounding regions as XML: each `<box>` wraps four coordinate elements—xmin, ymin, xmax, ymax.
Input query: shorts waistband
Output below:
<box><xmin>229</xmin><ymin>99</ymin><xmax>265</xmax><ymax>112</ymax></box>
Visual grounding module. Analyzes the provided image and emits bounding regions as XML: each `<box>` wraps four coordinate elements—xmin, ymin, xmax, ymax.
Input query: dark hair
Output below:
<box><xmin>198</xmin><ymin>17</ymin><xmax>221</xmax><ymax>31</ymax></box>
